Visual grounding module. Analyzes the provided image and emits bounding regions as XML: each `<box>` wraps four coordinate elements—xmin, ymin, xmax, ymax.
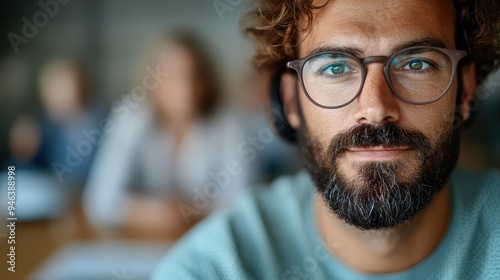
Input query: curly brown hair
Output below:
<box><xmin>243</xmin><ymin>0</ymin><xmax>500</xmax><ymax>83</ymax></box>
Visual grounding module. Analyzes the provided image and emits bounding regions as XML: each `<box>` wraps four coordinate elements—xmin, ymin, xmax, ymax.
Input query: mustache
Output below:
<box><xmin>327</xmin><ymin>123</ymin><xmax>432</xmax><ymax>157</ymax></box>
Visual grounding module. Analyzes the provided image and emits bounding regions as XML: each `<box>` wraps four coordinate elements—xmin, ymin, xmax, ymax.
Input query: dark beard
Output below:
<box><xmin>299</xmin><ymin>122</ymin><xmax>458</xmax><ymax>230</ymax></box>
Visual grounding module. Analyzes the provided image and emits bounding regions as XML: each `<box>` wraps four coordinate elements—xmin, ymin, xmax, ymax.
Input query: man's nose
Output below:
<box><xmin>353</xmin><ymin>64</ymin><xmax>401</xmax><ymax>125</ymax></box>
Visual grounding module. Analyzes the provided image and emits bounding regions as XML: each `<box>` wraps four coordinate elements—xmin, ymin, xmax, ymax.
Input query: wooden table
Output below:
<box><xmin>0</xmin><ymin>199</ymin><xmax>177</xmax><ymax>280</ymax></box>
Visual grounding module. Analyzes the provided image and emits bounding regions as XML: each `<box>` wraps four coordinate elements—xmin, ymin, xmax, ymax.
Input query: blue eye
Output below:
<box><xmin>320</xmin><ymin>63</ymin><xmax>350</xmax><ymax>76</ymax></box>
<box><xmin>403</xmin><ymin>59</ymin><xmax>430</xmax><ymax>71</ymax></box>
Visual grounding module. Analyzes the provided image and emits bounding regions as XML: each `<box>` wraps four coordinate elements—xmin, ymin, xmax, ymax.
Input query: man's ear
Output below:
<box><xmin>460</xmin><ymin>62</ymin><xmax>477</xmax><ymax>122</ymax></box>
<box><xmin>281</xmin><ymin>72</ymin><xmax>301</xmax><ymax>129</ymax></box>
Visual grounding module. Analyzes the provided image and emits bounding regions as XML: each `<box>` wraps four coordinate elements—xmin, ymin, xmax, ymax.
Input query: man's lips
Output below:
<box><xmin>345</xmin><ymin>146</ymin><xmax>412</xmax><ymax>159</ymax></box>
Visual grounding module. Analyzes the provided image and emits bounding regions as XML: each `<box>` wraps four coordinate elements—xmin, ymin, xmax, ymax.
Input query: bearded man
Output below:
<box><xmin>152</xmin><ymin>0</ymin><xmax>500</xmax><ymax>278</ymax></box>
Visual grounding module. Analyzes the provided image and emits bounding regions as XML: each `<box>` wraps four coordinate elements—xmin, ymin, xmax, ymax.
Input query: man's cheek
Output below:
<box><xmin>315</xmin><ymin>123</ymin><xmax>345</xmax><ymax>149</ymax></box>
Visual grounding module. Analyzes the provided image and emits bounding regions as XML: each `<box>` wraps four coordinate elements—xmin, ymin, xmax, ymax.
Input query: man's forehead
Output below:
<box><xmin>302</xmin><ymin>0</ymin><xmax>456</xmax><ymax>56</ymax></box>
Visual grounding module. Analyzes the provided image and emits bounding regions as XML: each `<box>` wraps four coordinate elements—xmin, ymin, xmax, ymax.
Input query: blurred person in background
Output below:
<box><xmin>4</xmin><ymin>59</ymin><xmax>100</xmax><ymax>220</ymax></box>
<box><xmin>83</xmin><ymin>30</ymin><xmax>250</xmax><ymax>238</ymax></box>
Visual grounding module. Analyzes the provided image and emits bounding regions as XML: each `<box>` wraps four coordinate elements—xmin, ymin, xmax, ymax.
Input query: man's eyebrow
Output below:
<box><xmin>391</xmin><ymin>37</ymin><xmax>449</xmax><ymax>52</ymax></box>
<box><xmin>305</xmin><ymin>37</ymin><xmax>449</xmax><ymax>58</ymax></box>
<box><xmin>306</xmin><ymin>45</ymin><xmax>363</xmax><ymax>57</ymax></box>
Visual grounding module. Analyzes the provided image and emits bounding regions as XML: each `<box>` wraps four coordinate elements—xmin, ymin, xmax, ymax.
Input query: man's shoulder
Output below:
<box><xmin>151</xmin><ymin>171</ymin><xmax>315</xmax><ymax>280</ymax></box>
<box><xmin>446</xmin><ymin>167</ymin><xmax>500</xmax><ymax>277</ymax></box>
<box><xmin>450</xmin><ymin>167</ymin><xmax>500</xmax><ymax>207</ymax></box>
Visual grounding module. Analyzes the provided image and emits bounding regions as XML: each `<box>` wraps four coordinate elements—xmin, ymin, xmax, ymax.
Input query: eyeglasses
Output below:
<box><xmin>287</xmin><ymin>46</ymin><xmax>468</xmax><ymax>109</ymax></box>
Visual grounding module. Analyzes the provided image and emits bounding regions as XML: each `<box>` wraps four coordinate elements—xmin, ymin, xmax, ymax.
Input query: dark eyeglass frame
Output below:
<box><xmin>287</xmin><ymin>46</ymin><xmax>468</xmax><ymax>109</ymax></box>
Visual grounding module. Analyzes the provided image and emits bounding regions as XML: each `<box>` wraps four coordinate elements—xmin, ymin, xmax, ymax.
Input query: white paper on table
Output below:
<box><xmin>29</xmin><ymin>240</ymin><xmax>170</xmax><ymax>280</ymax></box>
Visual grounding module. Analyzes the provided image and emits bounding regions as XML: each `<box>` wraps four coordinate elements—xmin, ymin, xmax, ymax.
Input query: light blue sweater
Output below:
<box><xmin>152</xmin><ymin>168</ymin><xmax>500</xmax><ymax>279</ymax></box>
